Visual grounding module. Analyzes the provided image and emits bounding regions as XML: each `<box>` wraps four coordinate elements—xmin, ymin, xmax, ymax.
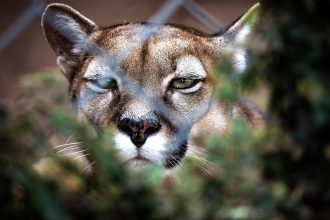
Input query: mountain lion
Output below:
<box><xmin>41</xmin><ymin>3</ymin><xmax>263</xmax><ymax>170</ymax></box>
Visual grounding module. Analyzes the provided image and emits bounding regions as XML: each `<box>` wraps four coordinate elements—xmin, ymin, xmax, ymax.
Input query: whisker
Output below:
<box><xmin>57</xmin><ymin>146</ymin><xmax>81</xmax><ymax>153</ymax></box>
<box><xmin>64</xmin><ymin>134</ymin><xmax>75</xmax><ymax>144</ymax></box>
<box><xmin>200</xmin><ymin>166</ymin><xmax>213</xmax><ymax>176</ymax></box>
<box><xmin>72</xmin><ymin>154</ymin><xmax>91</xmax><ymax>161</ymax></box>
<box><xmin>189</xmin><ymin>154</ymin><xmax>216</xmax><ymax>167</ymax></box>
<box><xmin>187</xmin><ymin>147</ymin><xmax>208</xmax><ymax>157</ymax></box>
<box><xmin>82</xmin><ymin>161</ymin><xmax>96</xmax><ymax>173</ymax></box>
<box><xmin>187</xmin><ymin>147</ymin><xmax>215</xmax><ymax>166</ymax></box>
<box><xmin>188</xmin><ymin>147</ymin><xmax>208</xmax><ymax>155</ymax></box>
<box><xmin>62</xmin><ymin>149</ymin><xmax>89</xmax><ymax>156</ymax></box>
<box><xmin>188</xmin><ymin>154</ymin><xmax>216</xmax><ymax>177</ymax></box>
<box><xmin>167</xmin><ymin>155</ymin><xmax>176</xmax><ymax>167</ymax></box>
<box><xmin>169</xmin><ymin>155</ymin><xmax>183</xmax><ymax>175</ymax></box>
<box><xmin>52</xmin><ymin>142</ymin><xmax>83</xmax><ymax>149</ymax></box>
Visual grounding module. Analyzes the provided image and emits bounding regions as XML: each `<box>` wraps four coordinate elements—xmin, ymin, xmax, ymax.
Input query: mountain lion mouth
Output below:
<box><xmin>123</xmin><ymin>142</ymin><xmax>188</xmax><ymax>169</ymax></box>
<box><xmin>125</xmin><ymin>154</ymin><xmax>152</xmax><ymax>169</ymax></box>
<box><xmin>130</xmin><ymin>155</ymin><xmax>151</xmax><ymax>163</ymax></box>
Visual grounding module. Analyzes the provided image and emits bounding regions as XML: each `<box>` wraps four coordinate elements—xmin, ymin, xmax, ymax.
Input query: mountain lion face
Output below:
<box><xmin>42</xmin><ymin>3</ymin><xmax>262</xmax><ymax>169</ymax></box>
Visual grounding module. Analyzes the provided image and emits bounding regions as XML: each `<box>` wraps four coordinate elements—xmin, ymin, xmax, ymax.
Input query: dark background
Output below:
<box><xmin>0</xmin><ymin>0</ymin><xmax>256</xmax><ymax>104</ymax></box>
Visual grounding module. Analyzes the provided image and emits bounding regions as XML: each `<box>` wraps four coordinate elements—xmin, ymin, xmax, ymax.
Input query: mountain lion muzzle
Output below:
<box><xmin>41</xmin><ymin>3</ymin><xmax>263</xmax><ymax>170</ymax></box>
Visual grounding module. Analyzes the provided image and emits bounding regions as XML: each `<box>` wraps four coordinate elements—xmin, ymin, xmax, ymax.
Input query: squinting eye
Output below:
<box><xmin>171</xmin><ymin>78</ymin><xmax>198</xmax><ymax>90</ymax></box>
<box><xmin>92</xmin><ymin>78</ymin><xmax>117</xmax><ymax>89</ymax></box>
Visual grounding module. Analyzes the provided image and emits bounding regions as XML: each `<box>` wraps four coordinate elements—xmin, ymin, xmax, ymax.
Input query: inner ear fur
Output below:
<box><xmin>212</xmin><ymin>3</ymin><xmax>260</xmax><ymax>72</ymax></box>
<box><xmin>41</xmin><ymin>3</ymin><xmax>98</xmax><ymax>80</ymax></box>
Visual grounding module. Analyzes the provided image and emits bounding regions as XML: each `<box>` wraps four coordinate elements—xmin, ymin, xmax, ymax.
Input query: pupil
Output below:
<box><xmin>98</xmin><ymin>79</ymin><xmax>111</xmax><ymax>88</ymax></box>
<box><xmin>171</xmin><ymin>78</ymin><xmax>196</xmax><ymax>89</ymax></box>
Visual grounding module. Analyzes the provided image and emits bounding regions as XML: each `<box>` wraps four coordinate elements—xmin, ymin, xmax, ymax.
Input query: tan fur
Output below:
<box><xmin>42</xmin><ymin>3</ymin><xmax>262</xmax><ymax>169</ymax></box>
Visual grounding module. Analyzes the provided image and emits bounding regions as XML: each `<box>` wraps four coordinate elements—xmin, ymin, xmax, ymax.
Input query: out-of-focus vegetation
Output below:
<box><xmin>1</xmin><ymin>1</ymin><xmax>329</xmax><ymax>219</ymax></box>
<box><xmin>248</xmin><ymin>1</ymin><xmax>330</xmax><ymax>219</ymax></box>
<box><xmin>0</xmin><ymin>71</ymin><xmax>270</xmax><ymax>219</ymax></box>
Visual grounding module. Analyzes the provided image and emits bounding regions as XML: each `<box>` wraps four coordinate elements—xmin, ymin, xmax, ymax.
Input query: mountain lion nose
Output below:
<box><xmin>118</xmin><ymin>115</ymin><xmax>161</xmax><ymax>148</ymax></box>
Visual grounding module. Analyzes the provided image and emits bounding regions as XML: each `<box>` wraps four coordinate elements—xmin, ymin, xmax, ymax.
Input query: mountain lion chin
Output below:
<box><xmin>120</xmin><ymin>140</ymin><xmax>188</xmax><ymax>170</ymax></box>
<box><xmin>126</xmin><ymin>157</ymin><xmax>153</xmax><ymax>170</ymax></box>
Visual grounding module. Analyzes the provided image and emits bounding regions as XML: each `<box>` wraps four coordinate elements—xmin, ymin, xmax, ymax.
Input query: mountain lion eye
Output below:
<box><xmin>92</xmin><ymin>78</ymin><xmax>116</xmax><ymax>89</ymax></box>
<box><xmin>171</xmin><ymin>78</ymin><xmax>198</xmax><ymax>89</ymax></box>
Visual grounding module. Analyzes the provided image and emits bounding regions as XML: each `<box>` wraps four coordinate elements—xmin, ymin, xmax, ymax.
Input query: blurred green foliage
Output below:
<box><xmin>0</xmin><ymin>70</ymin><xmax>270</xmax><ymax>219</ymax></box>
<box><xmin>1</xmin><ymin>1</ymin><xmax>330</xmax><ymax>219</ymax></box>
<box><xmin>251</xmin><ymin>0</ymin><xmax>330</xmax><ymax>219</ymax></box>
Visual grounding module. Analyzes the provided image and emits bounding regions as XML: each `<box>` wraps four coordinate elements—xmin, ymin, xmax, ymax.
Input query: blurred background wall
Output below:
<box><xmin>0</xmin><ymin>0</ymin><xmax>256</xmax><ymax>104</ymax></box>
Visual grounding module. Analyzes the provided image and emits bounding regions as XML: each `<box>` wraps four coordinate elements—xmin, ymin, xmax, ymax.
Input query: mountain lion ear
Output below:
<box><xmin>41</xmin><ymin>3</ymin><xmax>98</xmax><ymax>80</ymax></box>
<box><xmin>214</xmin><ymin>3</ymin><xmax>260</xmax><ymax>72</ymax></box>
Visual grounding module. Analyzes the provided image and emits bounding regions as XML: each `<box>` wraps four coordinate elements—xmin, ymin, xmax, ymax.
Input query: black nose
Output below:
<box><xmin>118</xmin><ymin>115</ymin><xmax>161</xmax><ymax>148</ymax></box>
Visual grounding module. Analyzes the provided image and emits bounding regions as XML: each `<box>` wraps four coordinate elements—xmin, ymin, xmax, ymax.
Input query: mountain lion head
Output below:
<box><xmin>41</xmin><ymin>3</ymin><xmax>262</xmax><ymax>169</ymax></box>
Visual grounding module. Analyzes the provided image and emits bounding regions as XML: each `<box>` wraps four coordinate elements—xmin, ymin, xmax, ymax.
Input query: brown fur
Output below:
<box><xmin>41</xmin><ymin>3</ymin><xmax>263</xmax><ymax>169</ymax></box>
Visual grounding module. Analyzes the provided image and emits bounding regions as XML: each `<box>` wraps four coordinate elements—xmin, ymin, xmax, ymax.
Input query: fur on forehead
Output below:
<box><xmin>42</xmin><ymin>3</ymin><xmax>260</xmax><ymax>81</ymax></box>
<box><xmin>93</xmin><ymin>23</ymin><xmax>218</xmax><ymax>59</ymax></box>
<box><xmin>83</xmin><ymin>55</ymin><xmax>206</xmax><ymax>79</ymax></box>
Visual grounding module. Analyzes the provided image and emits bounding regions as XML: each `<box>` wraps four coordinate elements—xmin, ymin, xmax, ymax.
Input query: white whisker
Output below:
<box><xmin>200</xmin><ymin>166</ymin><xmax>213</xmax><ymax>176</ymax></box>
<box><xmin>52</xmin><ymin>142</ymin><xmax>83</xmax><ymax>149</ymax></box>
<box><xmin>188</xmin><ymin>147</ymin><xmax>208</xmax><ymax>157</ymax></box>
<box><xmin>57</xmin><ymin>146</ymin><xmax>81</xmax><ymax>153</ymax></box>
<box><xmin>62</xmin><ymin>149</ymin><xmax>89</xmax><ymax>156</ymax></box>
<box><xmin>64</xmin><ymin>134</ymin><xmax>75</xmax><ymax>144</ymax></box>
<box><xmin>169</xmin><ymin>155</ymin><xmax>184</xmax><ymax>175</ymax></box>
<box><xmin>82</xmin><ymin>161</ymin><xmax>96</xmax><ymax>173</ymax></box>
<box><xmin>189</xmin><ymin>154</ymin><xmax>216</xmax><ymax>167</ymax></box>
<box><xmin>72</xmin><ymin>154</ymin><xmax>90</xmax><ymax>160</ymax></box>
<box><xmin>186</xmin><ymin>147</ymin><xmax>218</xmax><ymax>177</ymax></box>
<box><xmin>188</xmin><ymin>146</ymin><xmax>207</xmax><ymax>154</ymax></box>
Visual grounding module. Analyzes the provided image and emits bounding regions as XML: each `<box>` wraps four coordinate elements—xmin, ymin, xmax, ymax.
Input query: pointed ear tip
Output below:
<box><xmin>42</xmin><ymin>3</ymin><xmax>97</xmax><ymax>30</ymax></box>
<box><xmin>42</xmin><ymin>3</ymin><xmax>77</xmax><ymax>20</ymax></box>
<box><xmin>250</xmin><ymin>2</ymin><xmax>261</xmax><ymax>14</ymax></box>
<box><xmin>238</xmin><ymin>2</ymin><xmax>261</xmax><ymax>26</ymax></box>
<box><xmin>252</xmin><ymin>2</ymin><xmax>261</xmax><ymax>9</ymax></box>
<box><xmin>246</xmin><ymin>3</ymin><xmax>261</xmax><ymax>17</ymax></box>
<box><xmin>44</xmin><ymin>3</ymin><xmax>73</xmax><ymax>12</ymax></box>
<box><xmin>42</xmin><ymin>3</ymin><xmax>70</xmax><ymax>23</ymax></box>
